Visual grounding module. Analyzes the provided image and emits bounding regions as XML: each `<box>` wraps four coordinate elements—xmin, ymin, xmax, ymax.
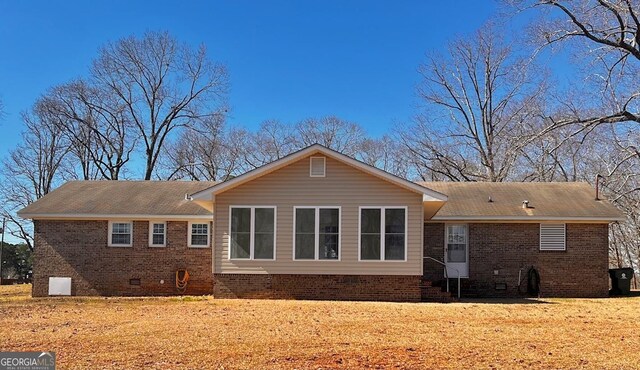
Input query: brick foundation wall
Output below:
<box><xmin>32</xmin><ymin>220</ymin><xmax>213</xmax><ymax>297</ymax></box>
<box><xmin>423</xmin><ymin>223</ymin><xmax>610</xmax><ymax>298</ymax></box>
<box><xmin>213</xmin><ymin>274</ymin><xmax>422</xmax><ymax>302</ymax></box>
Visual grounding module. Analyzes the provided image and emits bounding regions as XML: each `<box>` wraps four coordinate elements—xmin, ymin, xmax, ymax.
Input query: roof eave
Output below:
<box><xmin>18</xmin><ymin>213</ymin><xmax>213</xmax><ymax>220</ymax></box>
<box><xmin>430</xmin><ymin>215</ymin><xmax>626</xmax><ymax>222</ymax></box>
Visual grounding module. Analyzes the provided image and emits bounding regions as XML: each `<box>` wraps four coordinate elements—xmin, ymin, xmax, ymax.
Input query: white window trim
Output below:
<box><xmin>148</xmin><ymin>221</ymin><xmax>167</xmax><ymax>247</ymax></box>
<box><xmin>292</xmin><ymin>206</ymin><xmax>342</xmax><ymax>261</ymax></box>
<box><xmin>540</xmin><ymin>223</ymin><xmax>566</xmax><ymax>251</ymax></box>
<box><xmin>108</xmin><ymin>220</ymin><xmax>133</xmax><ymax>247</ymax></box>
<box><xmin>309</xmin><ymin>156</ymin><xmax>326</xmax><ymax>177</ymax></box>
<box><xmin>228</xmin><ymin>206</ymin><xmax>277</xmax><ymax>260</ymax></box>
<box><xmin>188</xmin><ymin>221</ymin><xmax>211</xmax><ymax>248</ymax></box>
<box><xmin>358</xmin><ymin>206</ymin><xmax>408</xmax><ymax>262</ymax></box>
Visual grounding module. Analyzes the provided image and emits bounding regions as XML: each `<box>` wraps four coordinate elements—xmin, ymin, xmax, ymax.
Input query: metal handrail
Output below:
<box><xmin>423</xmin><ymin>256</ymin><xmax>461</xmax><ymax>299</ymax></box>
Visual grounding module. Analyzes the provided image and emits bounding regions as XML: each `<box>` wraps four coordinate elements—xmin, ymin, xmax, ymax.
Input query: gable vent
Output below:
<box><xmin>310</xmin><ymin>156</ymin><xmax>326</xmax><ymax>177</ymax></box>
<box><xmin>540</xmin><ymin>223</ymin><xmax>566</xmax><ymax>251</ymax></box>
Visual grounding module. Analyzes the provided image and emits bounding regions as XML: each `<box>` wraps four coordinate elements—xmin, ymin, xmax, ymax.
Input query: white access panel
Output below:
<box><xmin>48</xmin><ymin>277</ymin><xmax>72</xmax><ymax>296</ymax></box>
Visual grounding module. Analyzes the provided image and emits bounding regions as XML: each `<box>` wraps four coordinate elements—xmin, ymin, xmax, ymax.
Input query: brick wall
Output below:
<box><xmin>35</xmin><ymin>220</ymin><xmax>608</xmax><ymax>300</ymax></box>
<box><xmin>213</xmin><ymin>274</ymin><xmax>422</xmax><ymax>302</ymax></box>
<box><xmin>423</xmin><ymin>223</ymin><xmax>610</xmax><ymax>298</ymax></box>
<box><xmin>32</xmin><ymin>220</ymin><xmax>213</xmax><ymax>297</ymax></box>
<box><xmin>423</xmin><ymin>223</ymin><xmax>446</xmax><ymax>282</ymax></box>
<box><xmin>34</xmin><ymin>220</ymin><xmax>421</xmax><ymax>301</ymax></box>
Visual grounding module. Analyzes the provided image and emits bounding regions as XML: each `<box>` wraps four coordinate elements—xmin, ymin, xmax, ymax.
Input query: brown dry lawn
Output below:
<box><xmin>0</xmin><ymin>285</ymin><xmax>639</xmax><ymax>369</ymax></box>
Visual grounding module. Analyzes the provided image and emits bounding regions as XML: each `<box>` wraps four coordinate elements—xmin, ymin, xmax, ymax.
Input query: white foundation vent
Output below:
<box><xmin>48</xmin><ymin>277</ymin><xmax>72</xmax><ymax>296</ymax></box>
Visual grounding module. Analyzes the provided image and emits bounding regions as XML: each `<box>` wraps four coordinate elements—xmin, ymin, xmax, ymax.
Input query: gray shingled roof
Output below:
<box><xmin>18</xmin><ymin>181</ymin><xmax>217</xmax><ymax>218</ymax></box>
<box><xmin>418</xmin><ymin>182</ymin><xmax>624</xmax><ymax>221</ymax></box>
<box><xmin>19</xmin><ymin>180</ymin><xmax>624</xmax><ymax>221</ymax></box>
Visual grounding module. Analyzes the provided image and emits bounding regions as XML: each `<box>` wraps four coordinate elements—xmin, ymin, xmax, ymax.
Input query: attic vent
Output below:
<box><xmin>540</xmin><ymin>223</ymin><xmax>566</xmax><ymax>251</ymax></box>
<box><xmin>310</xmin><ymin>156</ymin><xmax>326</xmax><ymax>177</ymax></box>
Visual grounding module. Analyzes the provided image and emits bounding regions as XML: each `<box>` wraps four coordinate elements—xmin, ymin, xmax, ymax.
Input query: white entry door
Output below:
<box><xmin>445</xmin><ymin>224</ymin><xmax>469</xmax><ymax>278</ymax></box>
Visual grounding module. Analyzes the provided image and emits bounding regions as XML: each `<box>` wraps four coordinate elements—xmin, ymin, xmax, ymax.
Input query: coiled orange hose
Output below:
<box><xmin>176</xmin><ymin>269</ymin><xmax>189</xmax><ymax>293</ymax></box>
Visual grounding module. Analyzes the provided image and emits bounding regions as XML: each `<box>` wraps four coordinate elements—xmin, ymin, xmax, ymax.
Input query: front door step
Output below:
<box><xmin>420</xmin><ymin>279</ymin><xmax>457</xmax><ymax>303</ymax></box>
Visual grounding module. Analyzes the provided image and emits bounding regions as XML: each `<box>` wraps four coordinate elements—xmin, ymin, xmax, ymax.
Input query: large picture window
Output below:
<box><xmin>294</xmin><ymin>207</ymin><xmax>340</xmax><ymax>260</ymax></box>
<box><xmin>230</xmin><ymin>206</ymin><xmax>276</xmax><ymax>260</ymax></box>
<box><xmin>359</xmin><ymin>207</ymin><xmax>406</xmax><ymax>261</ymax></box>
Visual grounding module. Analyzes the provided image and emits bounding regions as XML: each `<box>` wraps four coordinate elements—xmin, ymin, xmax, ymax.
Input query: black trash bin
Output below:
<box><xmin>609</xmin><ymin>268</ymin><xmax>634</xmax><ymax>296</ymax></box>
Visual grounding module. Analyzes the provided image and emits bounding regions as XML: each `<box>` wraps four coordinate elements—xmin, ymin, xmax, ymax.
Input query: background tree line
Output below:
<box><xmin>0</xmin><ymin>241</ymin><xmax>31</xmax><ymax>282</ymax></box>
<box><xmin>0</xmin><ymin>1</ymin><xmax>638</xmax><ymax>285</ymax></box>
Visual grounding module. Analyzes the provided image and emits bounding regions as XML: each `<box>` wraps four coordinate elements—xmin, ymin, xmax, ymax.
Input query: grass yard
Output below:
<box><xmin>0</xmin><ymin>285</ymin><xmax>639</xmax><ymax>369</ymax></box>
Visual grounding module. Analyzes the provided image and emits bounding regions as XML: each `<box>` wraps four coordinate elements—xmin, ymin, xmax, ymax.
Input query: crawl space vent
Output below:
<box><xmin>48</xmin><ymin>277</ymin><xmax>71</xmax><ymax>296</ymax></box>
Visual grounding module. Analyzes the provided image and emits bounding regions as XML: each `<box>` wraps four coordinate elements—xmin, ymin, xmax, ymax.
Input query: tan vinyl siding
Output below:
<box><xmin>214</xmin><ymin>154</ymin><xmax>423</xmax><ymax>275</ymax></box>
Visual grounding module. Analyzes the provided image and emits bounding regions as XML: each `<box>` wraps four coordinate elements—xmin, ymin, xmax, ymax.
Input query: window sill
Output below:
<box><xmin>188</xmin><ymin>245</ymin><xmax>210</xmax><ymax>249</ymax></box>
<box><xmin>148</xmin><ymin>245</ymin><xmax>166</xmax><ymax>248</ymax></box>
<box><xmin>108</xmin><ymin>244</ymin><xmax>132</xmax><ymax>248</ymax></box>
<box><xmin>229</xmin><ymin>258</ymin><xmax>277</xmax><ymax>261</ymax></box>
<box><xmin>293</xmin><ymin>259</ymin><xmax>341</xmax><ymax>262</ymax></box>
<box><xmin>358</xmin><ymin>259</ymin><xmax>408</xmax><ymax>262</ymax></box>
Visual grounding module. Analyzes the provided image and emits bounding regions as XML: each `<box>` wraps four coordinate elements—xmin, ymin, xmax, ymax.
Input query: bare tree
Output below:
<box><xmin>42</xmin><ymin>81</ymin><xmax>135</xmax><ymax>180</ymax></box>
<box><xmin>359</xmin><ymin>135</ymin><xmax>411</xmax><ymax>178</ymax></box>
<box><xmin>241</xmin><ymin>117</ymin><xmax>368</xmax><ymax>170</ymax></box>
<box><xmin>598</xmin><ymin>138</ymin><xmax>640</xmax><ymax>287</ymax></box>
<box><xmin>163</xmin><ymin>118</ymin><xmax>247</xmax><ymax>181</ymax></box>
<box><xmin>509</xmin><ymin>0</ymin><xmax>640</xmax><ymax>158</ymax></box>
<box><xmin>296</xmin><ymin>116</ymin><xmax>366</xmax><ymax>156</ymax></box>
<box><xmin>240</xmin><ymin>120</ymin><xmax>299</xmax><ymax>169</ymax></box>
<box><xmin>403</xmin><ymin>26</ymin><xmax>547</xmax><ymax>182</ymax></box>
<box><xmin>91</xmin><ymin>31</ymin><xmax>229</xmax><ymax>180</ymax></box>
<box><xmin>0</xmin><ymin>106</ymin><xmax>71</xmax><ymax>249</ymax></box>
<box><xmin>516</xmin><ymin>123</ymin><xmax>588</xmax><ymax>182</ymax></box>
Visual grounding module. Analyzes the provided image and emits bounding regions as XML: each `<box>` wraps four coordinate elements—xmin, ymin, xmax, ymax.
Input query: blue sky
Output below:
<box><xmin>0</xmin><ymin>0</ymin><xmax>502</xmax><ymax>157</ymax></box>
